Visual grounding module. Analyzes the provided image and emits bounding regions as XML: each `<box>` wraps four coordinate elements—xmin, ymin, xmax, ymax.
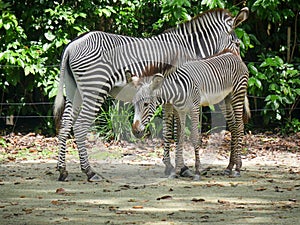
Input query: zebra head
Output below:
<box><xmin>221</xmin><ymin>7</ymin><xmax>249</xmax><ymax>55</ymax></box>
<box><xmin>132</xmin><ymin>73</ymin><xmax>164</xmax><ymax>138</ymax></box>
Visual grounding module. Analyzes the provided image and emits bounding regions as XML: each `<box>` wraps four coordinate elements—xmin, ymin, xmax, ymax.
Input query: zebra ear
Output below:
<box><xmin>131</xmin><ymin>75</ymin><xmax>140</xmax><ymax>87</ymax></box>
<box><xmin>150</xmin><ymin>73</ymin><xmax>164</xmax><ymax>91</ymax></box>
<box><xmin>233</xmin><ymin>7</ymin><xmax>249</xmax><ymax>28</ymax></box>
<box><xmin>125</xmin><ymin>70</ymin><xmax>133</xmax><ymax>83</ymax></box>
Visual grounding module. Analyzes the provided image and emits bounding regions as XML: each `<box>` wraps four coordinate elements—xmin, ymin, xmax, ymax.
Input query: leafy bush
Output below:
<box><xmin>1</xmin><ymin>0</ymin><xmax>299</xmax><ymax>135</ymax></box>
<box><xmin>248</xmin><ymin>54</ymin><xmax>300</xmax><ymax>130</ymax></box>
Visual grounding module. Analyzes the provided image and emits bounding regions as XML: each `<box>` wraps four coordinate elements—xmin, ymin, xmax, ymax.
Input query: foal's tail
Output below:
<box><xmin>243</xmin><ymin>95</ymin><xmax>251</xmax><ymax>124</ymax></box>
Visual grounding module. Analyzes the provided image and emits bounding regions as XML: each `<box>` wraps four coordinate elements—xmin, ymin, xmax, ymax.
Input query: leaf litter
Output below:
<box><xmin>0</xmin><ymin>131</ymin><xmax>299</xmax><ymax>224</ymax></box>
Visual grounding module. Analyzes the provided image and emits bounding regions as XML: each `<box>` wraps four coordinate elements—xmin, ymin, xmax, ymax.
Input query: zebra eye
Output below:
<box><xmin>143</xmin><ymin>102</ymin><xmax>149</xmax><ymax>107</ymax></box>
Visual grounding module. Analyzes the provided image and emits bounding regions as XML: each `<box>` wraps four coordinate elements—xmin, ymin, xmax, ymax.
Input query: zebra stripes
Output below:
<box><xmin>54</xmin><ymin>8</ymin><xmax>249</xmax><ymax>181</ymax></box>
<box><xmin>132</xmin><ymin>50</ymin><xmax>250</xmax><ymax>179</ymax></box>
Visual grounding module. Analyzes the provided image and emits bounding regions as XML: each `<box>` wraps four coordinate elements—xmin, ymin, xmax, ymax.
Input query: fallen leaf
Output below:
<box><xmin>191</xmin><ymin>198</ymin><xmax>205</xmax><ymax>202</ymax></box>
<box><xmin>206</xmin><ymin>183</ymin><xmax>225</xmax><ymax>187</ymax></box>
<box><xmin>132</xmin><ymin>205</ymin><xmax>143</xmax><ymax>209</ymax></box>
<box><xmin>56</xmin><ymin>188</ymin><xmax>66</xmax><ymax>194</ymax></box>
<box><xmin>51</xmin><ymin>200</ymin><xmax>61</xmax><ymax>205</ymax></box>
<box><xmin>274</xmin><ymin>186</ymin><xmax>283</xmax><ymax>192</ymax></box>
<box><xmin>255</xmin><ymin>187</ymin><xmax>267</xmax><ymax>191</ymax></box>
<box><xmin>218</xmin><ymin>200</ymin><xmax>230</xmax><ymax>204</ymax></box>
<box><xmin>157</xmin><ymin>195</ymin><xmax>172</xmax><ymax>201</ymax></box>
<box><xmin>200</xmin><ymin>215</ymin><xmax>209</xmax><ymax>219</ymax></box>
<box><xmin>22</xmin><ymin>208</ymin><xmax>33</xmax><ymax>214</ymax></box>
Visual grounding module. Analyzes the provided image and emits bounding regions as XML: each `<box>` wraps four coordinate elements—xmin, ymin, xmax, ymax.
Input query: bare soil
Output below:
<box><xmin>0</xmin><ymin>131</ymin><xmax>300</xmax><ymax>224</ymax></box>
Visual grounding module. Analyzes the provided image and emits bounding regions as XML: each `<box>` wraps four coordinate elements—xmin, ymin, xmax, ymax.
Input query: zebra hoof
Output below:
<box><xmin>168</xmin><ymin>172</ymin><xmax>178</xmax><ymax>179</ymax></box>
<box><xmin>180</xmin><ymin>166</ymin><xmax>194</xmax><ymax>178</ymax></box>
<box><xmin>232</xmin><ymin>170</ymin><xmax>241</xmax><ymax>177</ymax></box>
<box><xmin>222</xmin><ymin>169</ymin><xmax>232</xmax><ymax>176</ymax></box>
<box><xmin>164</xmin><ymin>165</ymin><xmax>175</xmax><ymax>176</ymax></box>
<box><xmin>58</xmin><ymin>170</ymin><xmax>69</xmax><ymax>182</ymax></box>
<box><xmin>193</xmin><ymin>174</ymin><xmax>201</xmax><ymax>181</ymax></box>
<box><xmin>87</xmin><ymin>173</ymin><xmax>103</xmax><ymax>182</ymax></box>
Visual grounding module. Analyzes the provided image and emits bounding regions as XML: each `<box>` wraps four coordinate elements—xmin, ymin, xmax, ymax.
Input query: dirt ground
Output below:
<box><xmin>0</xmin><ymin>131</ymin><xmax>300</xmax><ymax>225</ymax></box>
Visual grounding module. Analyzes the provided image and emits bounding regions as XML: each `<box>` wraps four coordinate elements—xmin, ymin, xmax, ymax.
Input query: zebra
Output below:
<box><xmin>54</xmin><ymin>8</ymin><xmax>249</xmax><ymax>181</ymax></box>
<box><xmin>131</xmin><ymin>49</ymin><xmax>250</xmax><ymax>180</ymax></box>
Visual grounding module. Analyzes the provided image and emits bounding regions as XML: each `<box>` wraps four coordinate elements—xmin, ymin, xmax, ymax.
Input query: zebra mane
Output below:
<box><xmin>140</xmin><ymin>49</ymin><xmax>238</xmax><ymax>79</ymax></box>
<box><xmin>203</xmin><ymin>48</ymin><xmax>237</xmax><ymax>60</ymax></box>
<box><xmin>163</xmin><ymin>8</ymin><xmax>232</xmax><ymax>34</ymax></box>
<box><xmin>141</xmin><ymin>62</ymin><xmax>175</xmax><ymax>78</ymax></box>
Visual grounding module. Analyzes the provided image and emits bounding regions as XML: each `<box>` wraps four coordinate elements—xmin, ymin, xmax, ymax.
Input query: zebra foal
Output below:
<box><xmin>54</xmin><ymin>8</ymin><xmax>249</xmax><ymax>181</ymax></box>
<box><xmin>132</xmin><ymin>50</ymin><xmax>250</xmax><ymax>180</ymax></box>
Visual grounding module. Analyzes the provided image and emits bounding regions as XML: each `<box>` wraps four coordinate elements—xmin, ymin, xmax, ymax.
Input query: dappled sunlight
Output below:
<box><xmin>1</xmin><ymin>143</ymin><xmax>300</xmax><ymax>224</ymax></box>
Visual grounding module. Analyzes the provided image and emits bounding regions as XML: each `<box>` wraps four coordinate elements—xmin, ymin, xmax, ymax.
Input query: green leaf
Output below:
<box><xmin>44</xmin><ymin>31</ymin><xmax>56</xmax><ymax>41</ymax></box>
<box><xmin>4</xmin><ymin>23</ymin><xmax>11</xmax><ymax>30</ymax></box>
<box><xmin>248</xmin><ymin>64</ymin><xmax>258</xmax><ymax>75</ymax></box>
<box><xmin>269</xmin><ymin>83</ymin><xmax>278</xmax><ymax>91</ymax></box>
<box><xmin>276</xmin><ymin>112</ymin><xmax>281</xmax><ymax>120</ymax></box>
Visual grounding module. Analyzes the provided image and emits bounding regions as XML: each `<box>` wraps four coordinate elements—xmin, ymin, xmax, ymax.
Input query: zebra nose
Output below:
<box><xmin>132</xmin><ymin>120</ymin><xmax>144</xmax><ymax>138</ymax></box>
<box><xmin>132</xmin><ymin>120</ymin><xmax>140</xmax><ymax>131</ymax></box>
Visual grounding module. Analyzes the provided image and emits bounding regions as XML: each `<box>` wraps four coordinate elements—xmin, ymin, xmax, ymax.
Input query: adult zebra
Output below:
<box><xmin>132</xmin><ymin>49</ymin><xmax>250</xmax><ymax>180</ymax></box>
<box><xmin>54</xmin><ymin>8</ymin><xmax>249</xmax><ymax>181</ymax></box>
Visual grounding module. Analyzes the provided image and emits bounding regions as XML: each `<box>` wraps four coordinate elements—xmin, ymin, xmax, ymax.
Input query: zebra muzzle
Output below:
<box><xmin>132</xmin><ymin>120</ymin><xmax>144</xmax><ymax>138</ymax></box>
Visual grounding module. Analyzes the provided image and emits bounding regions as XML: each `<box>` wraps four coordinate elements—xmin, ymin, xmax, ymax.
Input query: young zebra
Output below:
<box><xmin>132</xmin><ymin>49</ymin><xmax>250</xmax><ymax>180</ymax></box>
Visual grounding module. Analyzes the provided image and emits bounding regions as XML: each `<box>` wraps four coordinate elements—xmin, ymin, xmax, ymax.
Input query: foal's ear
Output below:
<box><xmin>131</xmin><ymin>75</ymin><xmax>140</xmax><ymax>87</ymax></box>
<box><xmin>125</xmin><ymin>69</ymin><xmax>139</xmax><ymax>86</ymax></box>
<box><xmin>233</xmin><ymin>7</ymin><xmax>249</xmax><ymax>28</ymax></box>
<box><xmin>150</xmin><ymin>73</ymin><xmax>164</xmax><ymax>91</ymax></box>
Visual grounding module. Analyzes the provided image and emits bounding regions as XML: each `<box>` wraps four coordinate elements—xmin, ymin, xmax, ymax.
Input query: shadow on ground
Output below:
<box><xmin>0</xmin><ymin>150</ymin><xmax>299</xmax><ymax>225</ymax></box>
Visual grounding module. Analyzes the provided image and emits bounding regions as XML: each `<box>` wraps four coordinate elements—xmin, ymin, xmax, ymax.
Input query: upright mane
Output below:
<box><xmin>141</xmin><ymin>62</ymin><xmax>175</xmax><ymax>78</ymax></box>
<box><xmin>163</xmin><ymin>8</ymin><xmax>232</xmax><ymax>34</ymax></box>
<box><xmin>203</xmin><ymin>48</ymin><xmax>238</xmax><ymax>59</ymax></box>
<box><xmin>140</xmin><ymin>48</ymin><xmax>238</xmax><ymax>80</ymax></box>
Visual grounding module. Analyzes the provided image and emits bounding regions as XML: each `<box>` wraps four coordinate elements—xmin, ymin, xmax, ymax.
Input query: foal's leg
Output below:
<box><xmin>220</xmin><ymin>95</ymin><xmax>244</xmax><ymax>177</ymax></box>
<box><xmin>190</xmin><ymin>106</ymin><xmax>201</xmax><ymax>180</ymax></box>
<box><xmin>162</xmin><ymin>104</ymin><xmax>175</xmax><ymax>175</ymax></box>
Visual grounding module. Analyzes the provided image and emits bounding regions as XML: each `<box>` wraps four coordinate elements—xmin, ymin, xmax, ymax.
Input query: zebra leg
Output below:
<box><xmin>221</xmin><ymin>96</ymin><xmax>244</xmax><ymax>177</ymax></box>
<box><xmin>169</xmin><ymin>112</ymin><xmax>188</xmax><ymax>178</ymax></box>
<box><xmin>191</xmin><ymin>106</ymin><xmax>201</xmax><ymax>181</ymax></box>
<box><xmin>162</xmin><ymin>104</ymin><xmax>175</xmax><ymax>175</ymax></box>
<box><xmin>57</xmin><ymin>100</ymin><xmax>73</xmax><ymax>181</ymax></box>
<box><xmin>73</xmin><ymin>106</ymin><xmax>103</xmax><ymax>182</ymax></box>
<box><xmin>174</xmin><ymin>109</ymin><xmax>194</xmax><ymax>178</ymax></box>
<box><xmin>230</xmin><ymin>98</ymin><xmax>245</xmax><ymax>177</ymax></box>
<box><xmin>219</xmin><ymin>98</ymin><xmax>235</xmax><ymax>176</ymax></box>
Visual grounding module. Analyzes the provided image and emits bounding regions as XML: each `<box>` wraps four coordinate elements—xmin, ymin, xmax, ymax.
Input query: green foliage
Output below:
<box><xmin>252</xmin><ymin>0</ymin><xmax>295</xmax><ymax>23</ymax></box>
<box><xmin>248</xmin><ymin>54</ymin><xmax>300</xmax><ymax>128</ymax></box>
<box><xmin>153</xmin><ymin>0</ymin><xmax>191</xmax><ymax>30</ymax></box>
<box><xmin>145</xmin><ymin>105</ymin><xmax>163</xmax><ymax>139</ymax></box>
<box><xmin>95</xmin><ymin>100</ymin><xmax>137</xmax><ymax>142</ymax></box>
<box><xmin>0</xmin><ymin>0</ymin><xmax>299</xmax><ymax>134</ymax></box>
<box><xmin>283</xmin><ymin>118</ymin><xmax>300</xmax><ymax>134</ymax></box>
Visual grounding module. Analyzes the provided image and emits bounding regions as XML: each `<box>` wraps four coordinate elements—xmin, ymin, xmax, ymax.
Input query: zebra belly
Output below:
<box><xmin>109</xmin><ymin>84</ymin><xmax>137</xmax><ymax>103</ymax></box>
<box><xmin>199</xmin><ymin>88</ymin><xmax>232</xmax><ymax>106</ymax></box>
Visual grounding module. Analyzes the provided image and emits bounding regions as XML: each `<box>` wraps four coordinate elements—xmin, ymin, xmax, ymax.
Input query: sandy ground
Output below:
<box><xmin>0</xmin><ymin>132</ymin><xmax>300</xmax><ymax>225</ymax></box>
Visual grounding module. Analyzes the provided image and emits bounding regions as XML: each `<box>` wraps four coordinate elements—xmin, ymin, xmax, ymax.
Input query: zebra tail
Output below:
<box><xmin>243</xmin><ymin>95</ymin><xmax>251</xmax><ymax>124</ymax></box>
<box><xmin>53</xmin><ymin>50</ymin><xmax>68</xmax><ymax>130</ymax></box>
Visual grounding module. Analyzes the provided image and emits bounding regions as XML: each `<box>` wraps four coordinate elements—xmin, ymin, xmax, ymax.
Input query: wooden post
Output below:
<box><xmin>287</xmin><ymin>27</ymin><xmax>291</xmax><ymax>63</ymax></box>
